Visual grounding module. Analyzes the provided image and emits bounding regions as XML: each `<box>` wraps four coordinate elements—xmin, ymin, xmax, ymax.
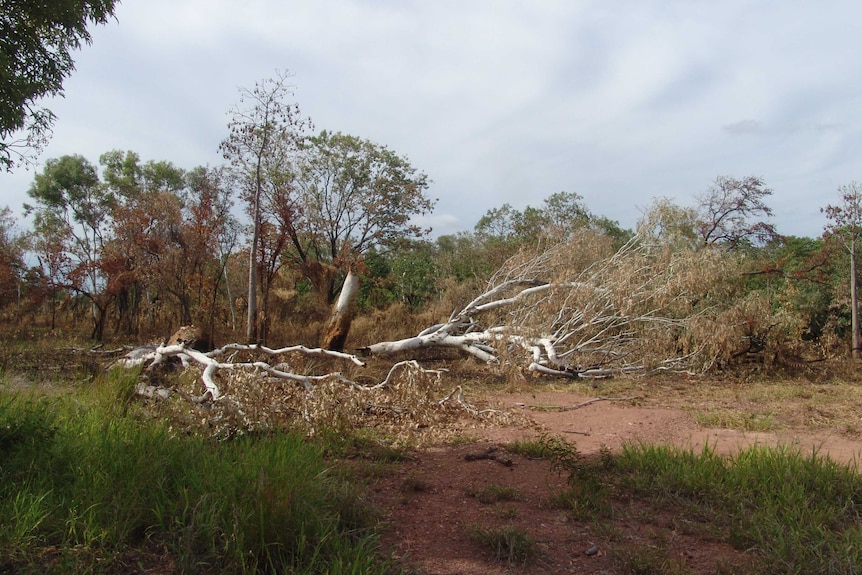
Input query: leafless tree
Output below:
<box><xmin>696</xmin><ymin>175</ymin><xmax>778</xmax><ymax>249</ymax></box>
<box><xmin>219</xmin><ymin>71</ymin><xmax>310</xmax><ymax>342</ymax></box>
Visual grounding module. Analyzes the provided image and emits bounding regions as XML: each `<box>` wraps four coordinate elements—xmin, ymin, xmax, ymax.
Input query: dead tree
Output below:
<box><xmin>364</xmin><ymin>235</ymin><xmax>727</xmax><ymax>377</ymax></box>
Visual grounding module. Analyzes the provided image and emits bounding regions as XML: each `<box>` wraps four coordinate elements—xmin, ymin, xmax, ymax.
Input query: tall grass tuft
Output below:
<box><xmin>0</xmin><ymin>377</ymin><xmax>387</xmax><ymax>574</ymax></box>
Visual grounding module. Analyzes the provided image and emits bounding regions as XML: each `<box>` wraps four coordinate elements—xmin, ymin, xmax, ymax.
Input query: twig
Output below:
<box><xmin>527</xmin><ymin>396</ymin><xmax>640</xmax><ymax>412</ymax></box>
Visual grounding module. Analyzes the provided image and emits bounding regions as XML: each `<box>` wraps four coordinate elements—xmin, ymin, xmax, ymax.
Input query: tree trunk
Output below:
<box><xmin>91</xmin><ymin>301</ymin><xmax>107</xmax><ymax>341</ymax></box>
<box><xmin>852</xmin><ymin>238</ymin><xmax>860</xmax><ymax>358</ymax></box>
<box><xmin>321</xmin><ymin>269</ymin><xmax>359</xmax><ymax>352</ymax></box>
<box><xmin>246</xmin><ymin>193</ymin><xmax>260</xmax><ymax>343</ymax></box>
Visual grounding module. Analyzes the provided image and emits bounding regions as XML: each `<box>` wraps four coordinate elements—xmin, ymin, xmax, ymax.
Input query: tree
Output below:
<box><xmin>99</xmin><ymin>150</ymin><xmax>190</xmax><ymax>334</ymax></box>
<box><xmin>30</xmin><ymin>214</ymin><xmax>72</xmax><ymax>329</ymax></box>
<box><xmin>822</xmin><ymin>182</ymin><xmax>862</xmax><ymax>358</ymax></box>
<box><xmin>363</xmin><ymin>233</ymin><xmax>739</xmax><ymax>376</ymax></box>
<box><xmin>25</xmin><ymin>154</ymin><xmax>114</xmax><ymax>338</ymax></box>
<box><xmin>696</xmin><ymin>176</ymin><xmax>778</xmax><ymax>249</ymax></box>
<box><xmin>293</xmin><ymin>131</ymin><xmax>434</xmax><ymax>282</ymax></box>
<box><xmin>0</xmin><ymin>0</ymin><xmax>118</xmax><ymax>170</ymax></box>
<box><xmin>637</xmin><ymin>197</ymin><xmax>700</xmax><ymax>251</ymax></box>
<box><xmin>475</xmin><ymin>191</ymin><xmax>630</xmax><ymax>249</ymax></box>
<box><xmin>220</xmin><ymin>71</ymin><xmax>310</xmax><ymax>342</ymax></box>
<box><xmin>0</xmin><ymin>206</ymin><xmax>26</xmax><ymax>309</ymax></box>
<box><xmin>390</xmin><ymin>241</ymin><xmax>439</xmax><ymax>311</ymax></box>
<box><xmin>746</xmin><ymin>235</ymin><xmax>836</xmax><ymax>345</ymax></box>
<box><xmin>291</xmin><ymin>130</ymin><xmax>435</xmax><ymax>350</ymax></box>
<box><xmin>184</xmin><ymin>165</ymin><xmax>238</xmax><ymax>341</ymax></box>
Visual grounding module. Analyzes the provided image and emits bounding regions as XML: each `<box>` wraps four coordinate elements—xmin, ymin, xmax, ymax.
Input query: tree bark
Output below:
<box><xmin>321</xmin><ymin>269</ymin><xmax>359</xmax><ymax>352</ymax></box>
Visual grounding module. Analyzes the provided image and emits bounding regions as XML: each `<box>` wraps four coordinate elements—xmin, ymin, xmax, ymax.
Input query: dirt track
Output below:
<box><xmin>371</xmin><ymin>386</ymin><xmax>862</xmax><ymax>575</ymax></box>
<box><xmin>484</xmin><ymin>391</ymin><xmax>862</xmax><ymax>464</ymax></box>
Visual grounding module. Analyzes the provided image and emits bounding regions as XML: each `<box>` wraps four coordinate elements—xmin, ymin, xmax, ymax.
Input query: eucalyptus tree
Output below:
<box><xmin>220</xmin><ymin>71</ymin><xmax>311</xmax><ymax>342</ymax></box>
<box><xmin>99</xmin><ymin>150</ymin><xmax>189</xmax><ymax>332</ymax></box>
<box><xmin>291</xmin><ymin>130</ymin><xmax>434</xmax><ymax>350</ymax></box>
<box><xmin>25</xmin><ymin>154</ymin><xmax>114</xmax><ymax>338</ymax></box>
<box><xmin>475</xmin><ymin>191</ymin><xmax>590</xmax><ymax>246</ymax></box>
<box><xmin>0</xmin><ymin>0</ymin><xmax>118</xmax><ymax>170</ymax></box>
<box><xmin>476</xmin><ymin>191</ymin><xmax>628</xmax><ymax>246</ymax></box>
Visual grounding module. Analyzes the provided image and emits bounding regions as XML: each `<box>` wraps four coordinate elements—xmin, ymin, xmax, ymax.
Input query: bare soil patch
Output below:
<box><xmin>370</xmin><ymin>382</ymin><xmax>862</xmax><ymax>574</ymax></box>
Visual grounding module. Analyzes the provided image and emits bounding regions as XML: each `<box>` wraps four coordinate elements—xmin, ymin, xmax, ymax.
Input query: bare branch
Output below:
<box><xmin>366</xmin><ymin>234</ymin><xmax>728</xmax><ymax>378</ymax></box>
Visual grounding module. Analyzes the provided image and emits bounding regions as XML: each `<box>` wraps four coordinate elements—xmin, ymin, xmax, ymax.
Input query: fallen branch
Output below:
<box><xmin>213</xmin><ymin>343</ymin><xmax>366</xmax><ymax>366</ymax></box>
<box><xmin>119</xmin><ymin>341</ymin><xmax>368</xmax><ymax>401</ymax></box>
<box><xmin>526</xmin><ymin>396</ymin><xmax>640</xmax><ymax>412</ymax></box>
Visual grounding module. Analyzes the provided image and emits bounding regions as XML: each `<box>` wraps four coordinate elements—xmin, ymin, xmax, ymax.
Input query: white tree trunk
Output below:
<box><xmin>321</xmin><ymin>269</ymin><xmax>360</xmax><ymax>352</ymax></box>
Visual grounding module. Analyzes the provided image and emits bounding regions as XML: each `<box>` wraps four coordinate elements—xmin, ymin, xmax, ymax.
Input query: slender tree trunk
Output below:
<box><xmin>852</xmin><ymin>238</ymin><xmax>860</xmax><ymax>358</ymax></box>
<box><xmin>321</xmin><ymin>269</ymin><xmax>359</xmax><ymax>352</ymax></box>
<box><xmin>247</xmin><ymin>192</ymin><xmax>260</xmax><ymax>342</ymax></box>
<box><xmin>224</xmin><ymin>262</ymin><xmax>236</xmax><ymax>331</ymax></box>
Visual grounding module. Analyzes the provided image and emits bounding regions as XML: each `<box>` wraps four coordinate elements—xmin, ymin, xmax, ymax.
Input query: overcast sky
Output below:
<box><xmin>3</xmin><ymin>0</ymin><xmax>861</xmax><ymax>239</ymax></box>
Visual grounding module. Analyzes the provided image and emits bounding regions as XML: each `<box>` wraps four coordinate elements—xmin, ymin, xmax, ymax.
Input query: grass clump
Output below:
<box><xmin>616</xmin><ymin>443</ymin><xmax>862</xmax><ymax>574</ymax></box>
<box><xmin>0</xmin><ymin>378</ymin><xmax>388</xmax><ymax>574</ymax></box>
<box><xmin>467</xmin><ymin>483</ymin><xmax>521</xmax><ymax>504</ymax></box>
<box><xmin>694</xmin><ymin>409</ymin><xmax>777</xmax><ymax>432</ymax></box>
<box><xmin>507</xmin><ymin>434</ymin><xmax>580</xmax><ymax>467</ymax></box>
<box><xmin>466</xmin><ymin>524</ymin><xmax>536</xmax><ymax>564</ymax></box>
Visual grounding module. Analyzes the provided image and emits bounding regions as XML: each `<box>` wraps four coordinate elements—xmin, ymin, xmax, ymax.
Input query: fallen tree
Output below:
<box><xmin>112</xmin><ymin>232</ymin><xmax>762</xmax><ymax>439</ymax></box>
<box><xmin>363</xmin><ymin>234</ymin><xmax>735</xmax><ymax>377</ymax></box>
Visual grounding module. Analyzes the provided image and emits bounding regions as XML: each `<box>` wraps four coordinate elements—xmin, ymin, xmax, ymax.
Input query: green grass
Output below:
<box><xmin>466</xmin><ymin>524</ymin><xmax>536</xmax><ymax>564</ymax></box>
<box><xmin>507</xmin><ymin>434</ymin><xmax>581</xmax><ymax>467</ymax></box>
<box><xmin>0</xmin><ymin>370</ymin><xmax>389</xmax><ymax>574</ymax></box>
<box><xmin>563</xmin><ymin>442</ymin><xmax>862</xmax><ymax>574</ymax></box>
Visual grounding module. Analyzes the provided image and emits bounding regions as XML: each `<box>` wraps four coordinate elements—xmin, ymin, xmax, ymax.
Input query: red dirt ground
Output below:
<box><xmin>369</xmin><ymin>389</ymin><xmax>862</xmax><ymax>575</ymax></box>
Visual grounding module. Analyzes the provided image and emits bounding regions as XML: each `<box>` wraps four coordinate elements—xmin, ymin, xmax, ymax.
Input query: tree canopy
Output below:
<box><xmin>0</xmin><ymin>0</ymin><xmax>118</xmax><ymax>171</ymax></box>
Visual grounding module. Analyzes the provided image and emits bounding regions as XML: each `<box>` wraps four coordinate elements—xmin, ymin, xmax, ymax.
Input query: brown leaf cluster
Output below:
<box><xmin>149</xmin><ymin>360</ymin><xmax>517</xmax><ymax>445</ymax></box>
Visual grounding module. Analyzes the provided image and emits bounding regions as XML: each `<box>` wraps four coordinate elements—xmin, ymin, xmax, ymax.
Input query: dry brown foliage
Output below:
<box><xmin>369</xmin><ymin>232</ymin><xmax>805</xmax><ymax>377</ymax></box>
<box><xmin>141</xmin><ymin>355</ymin><xmax>519</xmax><ymax>445</ymax></box>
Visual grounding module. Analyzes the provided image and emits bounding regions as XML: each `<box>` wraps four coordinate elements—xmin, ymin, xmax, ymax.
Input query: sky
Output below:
<box><xmin>3</xmin><ymin>0</ymin><xmax>861</xmax><ymax>239</ymax></box>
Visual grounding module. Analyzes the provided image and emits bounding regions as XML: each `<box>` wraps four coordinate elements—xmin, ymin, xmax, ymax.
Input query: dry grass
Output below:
<box><xmin>572</xmin><ymin>368</ymin><xmax>862</xmax><ymax>437</ymax></box>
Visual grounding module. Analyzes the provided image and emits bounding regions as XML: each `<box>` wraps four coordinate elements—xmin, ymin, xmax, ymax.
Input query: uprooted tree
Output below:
<box><xmin>121</xmin><ymin>229</ymin><xmax>783</xmax><ymax>441</ymax></box>
<box><xmin>123</xmin><ymin>232</ymin><xmax>825</xmax><ymax>444</ymax></box>
<box><xmin>363</xmin><ymin>231</ymin><xmax>743</xmax><ymax>376</ymax></box>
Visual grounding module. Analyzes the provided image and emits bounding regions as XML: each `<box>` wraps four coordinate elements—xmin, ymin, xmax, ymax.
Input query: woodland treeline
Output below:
<box><xmin>1</xmin><ymin>74</ymin><xmax>861</xmax><ymax>373</ymax></box>
<box><xmin>1</xmin><ymin>168</ymin><xmax>859</xmax><ymax>364</ymax></box>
